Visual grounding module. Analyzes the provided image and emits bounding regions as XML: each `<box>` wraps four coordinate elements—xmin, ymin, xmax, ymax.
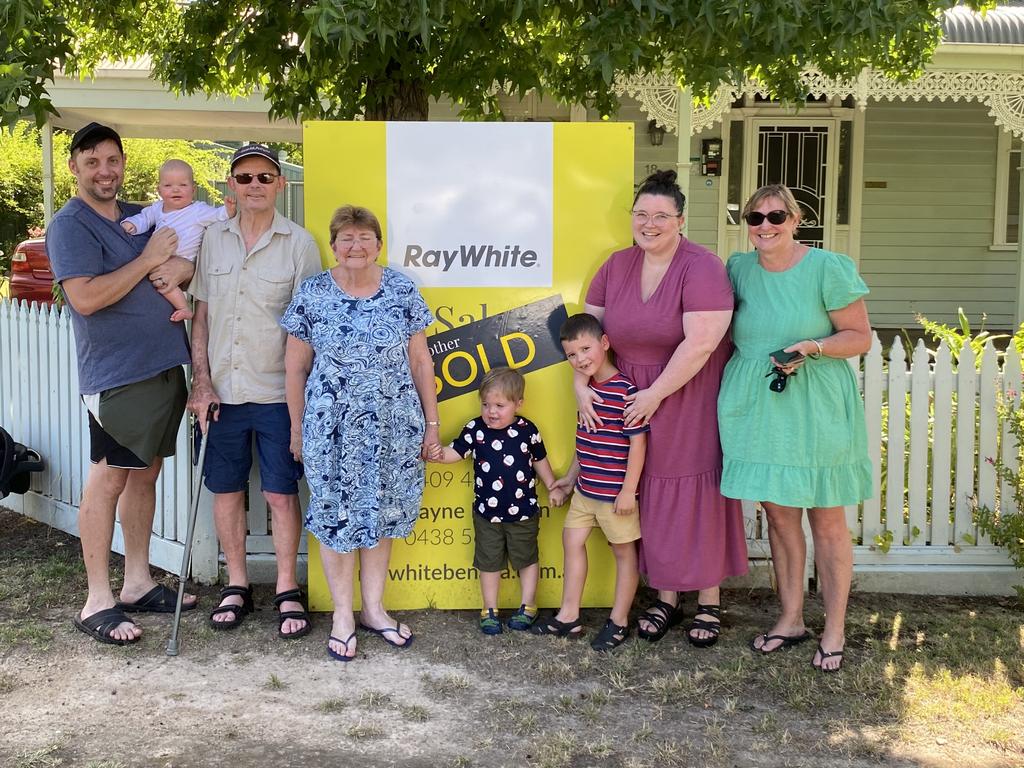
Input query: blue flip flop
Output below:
<box><xmin>358</xmin><ymin>620</ymin><xmax>414</xmax><ymax>649</ymax></box>
<box><xmin>327</xmin><ymin>632</ymin><xmax>357</xmax><ymax>662</ymax></box>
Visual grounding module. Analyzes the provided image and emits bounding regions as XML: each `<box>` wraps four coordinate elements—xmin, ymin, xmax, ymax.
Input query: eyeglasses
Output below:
<box><xmin>335</xmin><ymin>237</ymin><xmax>378</xmax><ymax>250</ymax></box>
<box><xmin>631</xmin><ymin>210</ymin><xmax>679</xmax><ymax>226</ymax></box>
<box><xmin>232</xmin><ymin>172</ymin><xmax>279</xmax><ymax>185</ymax></box>
<box><xmin>744</xmin><ymin>210</ymin><xmax>789</xmax><ymax>226</ymax></box>
<box><xmin>765</xmin><ymin>365</ymin><xmax>795</xmax><ymax>393</ymax></box>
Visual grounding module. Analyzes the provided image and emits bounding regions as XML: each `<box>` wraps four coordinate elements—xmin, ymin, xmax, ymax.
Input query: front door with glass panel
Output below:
<box><xmin>748</xmin><ymin>120</ymin><xmax>837</xmax><ymax>249</ymax></box>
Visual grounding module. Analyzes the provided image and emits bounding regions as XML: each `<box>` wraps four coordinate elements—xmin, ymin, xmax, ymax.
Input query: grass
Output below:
<box><xmin>358</xmin><ymin>689</ymin><xmax>392</xmax><ymax>707</ymax></box>
<box><xmin>316</xmin><ymin>698</ymin><xmax>348</xmax><ymax>714</ymax></box>
<box><xmin>13</xmin><ymin>740</ymin><xmax>65</xmax><ymax>768</ymax></box>
<box><xmin>264</xmin><ymin>674</ymin><xmax>286</xmax><ymax>690</ymax></box>
<box><xmin>345</xmin><ymin>721</ymin><xmax>386</xmax><ymax>740</ymax></box>
<box><xmin>1</xmin><ymin>510</ymin><xmax>1023</xmax><ymax>767</ymax></box>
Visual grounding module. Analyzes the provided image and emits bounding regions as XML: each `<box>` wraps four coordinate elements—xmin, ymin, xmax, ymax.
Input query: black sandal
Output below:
<box><xmin>636</xmin><ymin>599</ymin><xmax>682</xmax><ymax>642</ymax></box>
<box><xmin>591</xmin><ymin>619</ymin><xmax>630</xmax><ymax>652</ymax></box>
<box><xmin>530</xmin><ymin>614</ymin><xmax>583</xmax><ymax>638</ymax></box>
<box><xmin>273</xmin><ymin>588</ymin><xmax>312</xmax><ymax>640</ymax></box>
<box><xmin>686</xmin><ymin>603</ymin><xmax>722</xmax><ymax>648</ymax></box>
<box><xmin>208</xmin><ymin>584</ymin><xmax>253</xmax><ymax>631</ymax></box>
<box><xmin>812</xmin><ymin>643</ymin><xmax>845</xmax><ymax>673</ymax></box>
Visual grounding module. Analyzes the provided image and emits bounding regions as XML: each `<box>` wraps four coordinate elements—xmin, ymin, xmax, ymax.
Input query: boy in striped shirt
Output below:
<box><xmin>531</xmin><ymin>313</ymin><xmax>648</xmax><ymax>652</ymax></box>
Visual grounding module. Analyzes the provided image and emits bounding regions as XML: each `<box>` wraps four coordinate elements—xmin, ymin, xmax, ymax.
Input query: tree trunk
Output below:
<box><xmin>365</xmin><ymin>74</ymin><xmax>429</xmax><ymax>121</ymax></box>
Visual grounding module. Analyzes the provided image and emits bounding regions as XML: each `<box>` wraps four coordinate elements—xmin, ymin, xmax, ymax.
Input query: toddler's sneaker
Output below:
<box><xmin>480</xmin><ymin>608</ymin><xmax>503</xmax><ymax>635</ymax></box>
<box><xmin>506</xmin><ymin>604</ymin><xmax>538</xmax><ymax>631</ymax></box>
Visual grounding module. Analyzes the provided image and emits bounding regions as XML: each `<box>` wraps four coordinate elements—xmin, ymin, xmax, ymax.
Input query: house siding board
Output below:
<box><xmin>860</xmin><ymin>101</ymin><xmax>1014</xmax><ymax>329</ymax></box>
<box><xmin>686</xmin><ymin>129</ymin><xmax>720</xmax><ymax>254</ymax></box>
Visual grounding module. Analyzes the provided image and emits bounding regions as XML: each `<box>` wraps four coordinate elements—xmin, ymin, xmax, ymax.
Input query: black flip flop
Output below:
<box><xmin>749</xmin><ymin>629</ymin><xmax>812</xmax><ymax>654</ymax></box>
<box><xmin>358</xmin><ymin>620</ymin><xmax>414</xmax><ymax>648</ymax></box>
<box><xmin>73</xmin><ymin>608</ymin><xmax>140</xmax><ymax>646</ymax></box>
<box><xmin>327</xmin><ymin>632</ymin><xmax>357</xmax><ymax>662</ymax></box>
<box><xmin>812</xmin><ymin>643</ymin><xmax>845</xmax><ymax>673</ymax></box>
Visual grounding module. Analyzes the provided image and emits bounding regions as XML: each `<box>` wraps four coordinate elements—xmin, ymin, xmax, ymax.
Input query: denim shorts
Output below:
<box><xmin>201</xmin><ymin>402</ymin><xmax>302</xmax><ymax>495</ymax></box>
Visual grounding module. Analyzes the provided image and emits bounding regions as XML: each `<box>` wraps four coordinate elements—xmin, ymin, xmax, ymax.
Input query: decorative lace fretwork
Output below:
<box><xmin>614</xmin><ymin>68</ymin><xmax>1024</xmax><ymax>137</ymax></box>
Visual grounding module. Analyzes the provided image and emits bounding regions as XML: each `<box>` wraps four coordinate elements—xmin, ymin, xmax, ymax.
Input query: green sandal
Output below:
<box><xmin>480</xmin><ymin>608</ymin><xmax>503</xmax><ymax>635</ymax></box>
<box><xmin>506</xmin><ymin>604</ymin><xmax>537</xmax><ymax>631</ymax></box>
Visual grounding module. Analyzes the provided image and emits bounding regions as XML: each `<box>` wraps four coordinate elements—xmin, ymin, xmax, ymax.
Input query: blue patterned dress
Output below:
<box><xmin>280</xmin><ymin>268</ymin><xmax>434</xmax><ymax>553</ymax></box>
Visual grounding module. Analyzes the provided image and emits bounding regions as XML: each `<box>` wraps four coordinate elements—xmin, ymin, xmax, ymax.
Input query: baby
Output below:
<box><xmin>121</xmin><ymin>159</ymin><xmax>234</xmax><ymax>321</ymax></box>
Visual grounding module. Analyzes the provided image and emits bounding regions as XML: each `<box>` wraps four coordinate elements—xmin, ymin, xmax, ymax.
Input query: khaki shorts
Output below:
<box><xmin>85</xmin><ymin>367</ymin><xmax>187</xmax><ymax>468</ymax></box>
<box><xmin>472</xmin><ymin>514</ymin><xmax>540</xmax><ymax>572</ymax></box>
<box><xmin>564</xmin><ymin>491</ymin><xmax>641</xmax><ymax>544</ymax></box>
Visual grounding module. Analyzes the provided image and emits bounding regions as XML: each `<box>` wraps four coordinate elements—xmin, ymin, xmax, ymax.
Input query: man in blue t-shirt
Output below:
<box><xmin>48</xmin><ymin>122</ymin><xmax>197</xmax><ymax>646</ymax></box>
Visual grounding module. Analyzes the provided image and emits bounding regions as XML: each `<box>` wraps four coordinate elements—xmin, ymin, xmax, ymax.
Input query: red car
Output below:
<box><xmin>8</xmin><ymin>238</ymin><xmax>54</xmax><ymax>307</ymax></box>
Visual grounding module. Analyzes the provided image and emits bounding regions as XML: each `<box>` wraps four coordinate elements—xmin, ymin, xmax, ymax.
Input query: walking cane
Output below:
<box><xmin>166</xmin><ymin>403</ymin><xmax>218</xmax><ymax>657</ymax></box>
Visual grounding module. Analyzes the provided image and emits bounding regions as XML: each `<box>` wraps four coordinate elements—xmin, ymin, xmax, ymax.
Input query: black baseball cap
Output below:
<box><xmin>69</xmin><ymin>122</ymin><xmax>124</xmax><ymax>155</ymax></box>
<box><xmin>230</xmin><ymin>143</ymin><xmax>282</xmax><ymax>173</ymax></box>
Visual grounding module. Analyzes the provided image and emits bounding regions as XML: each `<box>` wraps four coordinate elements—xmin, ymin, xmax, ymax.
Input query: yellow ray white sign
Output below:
<box><xmin>303</xmin><ymin>120</ymin><xmax>633</xmax><ymax>609</ymax></box>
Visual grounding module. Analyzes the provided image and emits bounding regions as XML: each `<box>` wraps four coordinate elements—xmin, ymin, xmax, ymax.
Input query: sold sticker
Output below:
<box><xmin>429</xmin><ymin>295</ymin><xmax>568</xmax><ymax>403</ymax></box>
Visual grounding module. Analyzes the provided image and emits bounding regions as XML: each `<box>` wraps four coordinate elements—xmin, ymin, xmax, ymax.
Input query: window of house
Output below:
<box><xmin>995</xmin><ymin>131</ymin><xmax>1021</xmax><ymax>247</ymax></box>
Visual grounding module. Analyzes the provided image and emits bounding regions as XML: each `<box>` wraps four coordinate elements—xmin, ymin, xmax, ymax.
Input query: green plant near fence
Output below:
<box><xmin>974</xmin><ymin>393</ymin><xmax>1024</xmax><ymax>600</ymax></box>
<box><xmin>873</xmin><ymin>311</ymin><xmax>1024</xmax><ymax>553</ymax></box>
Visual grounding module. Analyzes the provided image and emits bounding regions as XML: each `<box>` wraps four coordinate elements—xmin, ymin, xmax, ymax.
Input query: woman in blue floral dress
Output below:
<box><xmin>281</xmin><ymin>205</ymin><xmax>440</xmax><ymax>662</ymax></box>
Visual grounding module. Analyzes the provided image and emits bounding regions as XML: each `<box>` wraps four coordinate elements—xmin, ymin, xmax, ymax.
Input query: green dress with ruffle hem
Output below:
<box><xmin>718</xmin><ymin>247</ymin><xmax>873</xmax><ymax>508</ymax></box>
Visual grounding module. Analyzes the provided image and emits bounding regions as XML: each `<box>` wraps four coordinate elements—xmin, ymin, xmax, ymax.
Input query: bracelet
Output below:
<box><xmin>808</xmin><ymin>339</ymin><xmax>824</xmax><ymax>359</ymax></box>
<box><xmin>425</xmin><ymin>420</ymin><xmax>441</xmax><ymax>426</ymax></box>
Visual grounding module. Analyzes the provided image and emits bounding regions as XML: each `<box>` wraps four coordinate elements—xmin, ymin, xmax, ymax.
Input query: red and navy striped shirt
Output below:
<box><xmin>576</xmin><ymin>372</ymin><xmax>649</xmax><ymax>501</ymax></box>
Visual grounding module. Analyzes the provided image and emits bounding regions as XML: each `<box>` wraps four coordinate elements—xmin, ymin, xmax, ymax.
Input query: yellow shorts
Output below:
<box><xmin>564</xmin><ymin>491</ymin><xmax>640</xmax><ymax>544</ymax></box>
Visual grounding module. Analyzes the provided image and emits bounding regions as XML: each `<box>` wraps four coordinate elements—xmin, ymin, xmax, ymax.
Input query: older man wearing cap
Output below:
<box><xmin>188</xmin><ymin>144</ymin><xmax>321</xmax><ymax>638</ymax></box>
<box><xmin>47</xmin><ymin>122</ymin><xmax>199</xmax><ymax>645</ymax></box>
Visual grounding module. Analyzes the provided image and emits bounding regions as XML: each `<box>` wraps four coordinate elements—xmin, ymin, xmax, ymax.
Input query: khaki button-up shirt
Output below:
<box><xmin>191</xmin><ymin>212</ymin><xmax>322</xmax><ymax>404</ymax></box>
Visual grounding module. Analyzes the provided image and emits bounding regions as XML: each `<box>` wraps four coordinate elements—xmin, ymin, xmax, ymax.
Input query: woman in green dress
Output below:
<box><xmin>718</xmin><ymin>184</ymin><xmax>872</xmax><ymax>673</ymax></box>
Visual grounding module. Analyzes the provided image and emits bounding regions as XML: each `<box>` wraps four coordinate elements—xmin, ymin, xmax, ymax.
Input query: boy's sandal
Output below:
<box><xmin>591</xmin><ymin>619</ymin><xmax>630</xmax><ymax>652</ymax></box>
<box><xmin>812</xmin><ymin>643</ymin><xmax>845</xmax><ymax>673</ymax></box>
<box><xmin>506</xmin><ymin>604</ymin><xmax>537</xmax><ymax>631</ymax></box>
<box><xmin>273</xmin><ymin>588</ymin><xmax>312</xmax><ymax>640</ymax></box>
<box><xmin>529</xmin><ymin>615</ymin><xmax>583</xmax><ymax>638</ymax></box>
<box><xmin>208</xmin><ymin>584</ymin><xmax>254</xmax><ymax>631</ymax></box>
<box><xmin>480</xmin><ymin>608</ymin><xmax>503</xmax><ymax>635</ymax></box>
<box><xmin>636</xmin><ymin>599</ymin><xmax>682</xmax><ymax>642</ymax></box>
<box><xmin>686</xmin><ymin>603</ymin><xmax>722</xmax><ymax>648</ymax></box>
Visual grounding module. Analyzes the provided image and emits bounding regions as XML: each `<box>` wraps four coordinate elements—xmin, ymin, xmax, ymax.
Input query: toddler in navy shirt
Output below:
<box><xmin>430</xmin><ymin>367</ymin><xmax>565</xmax><ymax>634</ymax></box>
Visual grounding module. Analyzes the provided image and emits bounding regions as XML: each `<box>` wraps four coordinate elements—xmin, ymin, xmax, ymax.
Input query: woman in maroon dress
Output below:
<box><xmin>577</xmin><ymin>170</ymin><xmax>748</xmax><ymax>646</ymax></box>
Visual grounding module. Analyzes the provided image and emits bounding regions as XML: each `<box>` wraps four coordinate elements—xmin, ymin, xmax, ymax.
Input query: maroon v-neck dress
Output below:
<box><xmin>587</xmin><ymin>239</ymin><xmax>748</xmax><ymax>591</ymax></box>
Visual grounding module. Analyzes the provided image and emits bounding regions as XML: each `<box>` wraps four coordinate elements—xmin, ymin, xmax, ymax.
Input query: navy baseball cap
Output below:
<box><xmin>70</xmin><ymin>122</ymin><xmax>123</xmax><ymax>155</ymax></box>
<box><xmin>230</xmin><ymin>143</ymin><xmax>282</xmax><ymax>173</ymax></box>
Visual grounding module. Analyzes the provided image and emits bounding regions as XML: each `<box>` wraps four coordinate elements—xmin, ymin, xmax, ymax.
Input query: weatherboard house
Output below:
<box><xmin>6</xmin><ymin>3</ymin><xmax>1023</xmax><ymax>595</ymax></box>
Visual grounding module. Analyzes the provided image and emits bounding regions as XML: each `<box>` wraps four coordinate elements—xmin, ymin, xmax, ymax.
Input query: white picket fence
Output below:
<box><xmin>1</xmin><ymin>299</ymin><xmax>1020</xmax><ymax>592</ymax></box>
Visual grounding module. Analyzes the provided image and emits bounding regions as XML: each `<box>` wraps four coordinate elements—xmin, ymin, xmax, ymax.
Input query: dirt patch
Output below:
<box><xmin>1</xmin><ymin>510</ymin><xmax>1022</xmax><ymax>768</ymax></box>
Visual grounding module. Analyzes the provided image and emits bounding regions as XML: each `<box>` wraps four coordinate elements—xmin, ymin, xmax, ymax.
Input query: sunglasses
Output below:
<box><xmin>744</xmin><ymin>210</ymin><xmax>789</xmax><ymax>226</ymax></box>
<box><xmin>232</xmin><ymin>172</ymin><xmax>279</xmax><ymax>185</ymax></box>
